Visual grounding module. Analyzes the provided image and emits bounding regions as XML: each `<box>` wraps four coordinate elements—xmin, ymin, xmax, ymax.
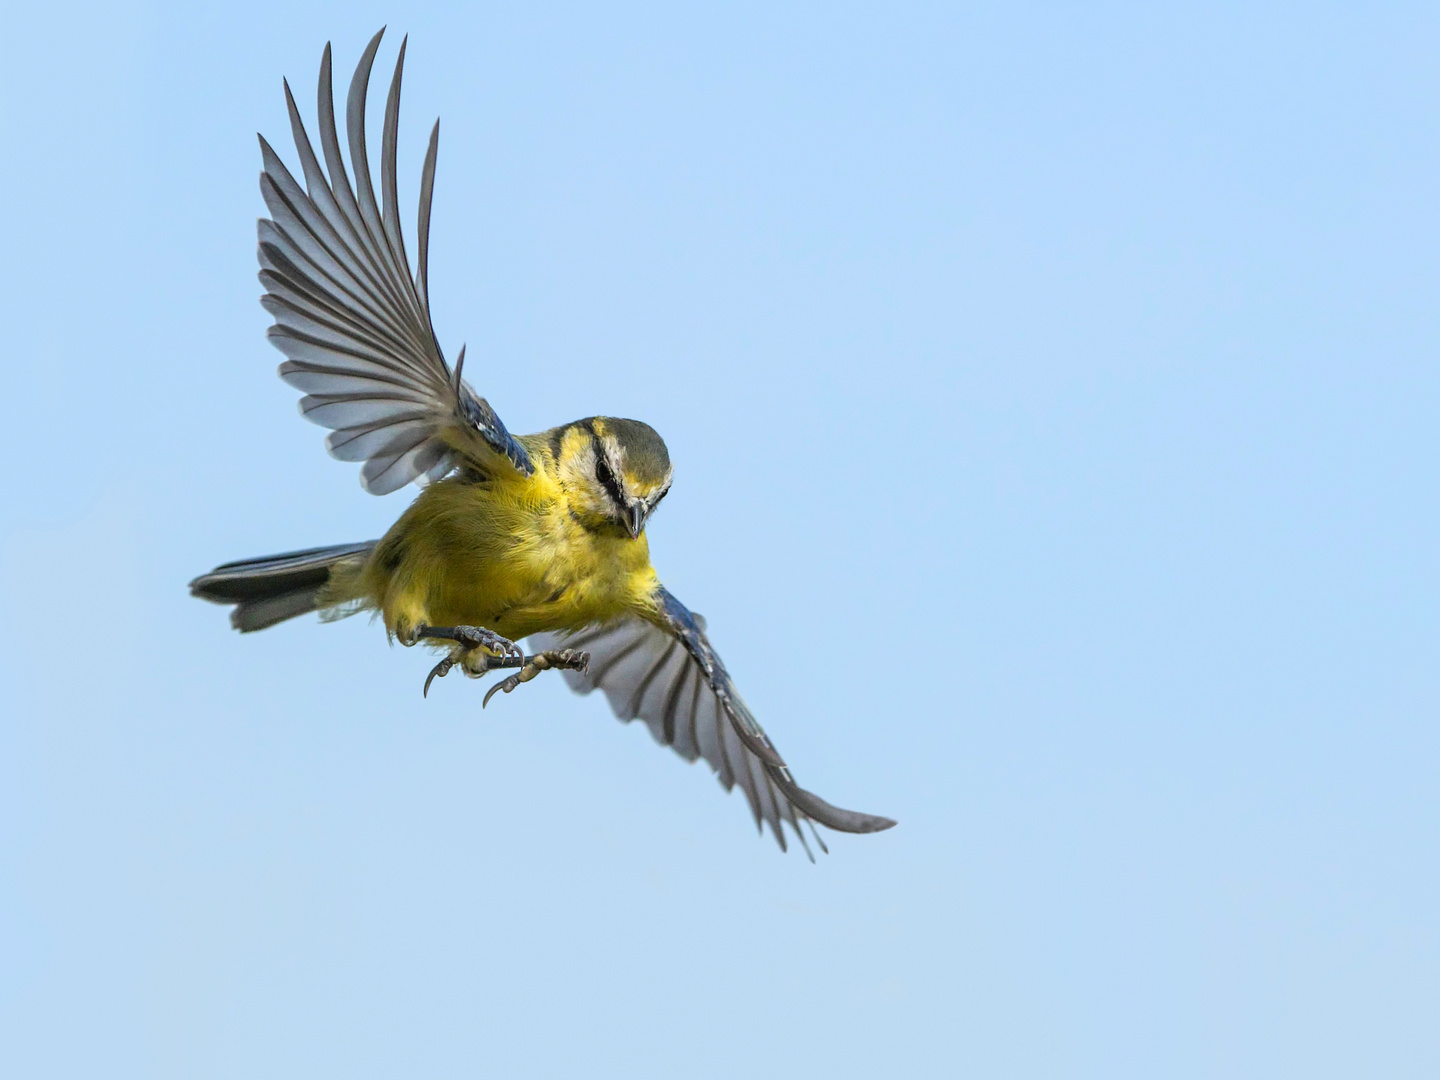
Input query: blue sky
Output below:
<box><xmin>1</xmin><ymin>2</ymin><xmax>1437</xmax><ymax>1077</ymax></box>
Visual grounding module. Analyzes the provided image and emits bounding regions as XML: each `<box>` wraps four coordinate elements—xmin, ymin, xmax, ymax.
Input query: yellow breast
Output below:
<box><xmin>364</xmin><ymin>459</ymin><xmax>660</xmax><ymax>642</ymax></box>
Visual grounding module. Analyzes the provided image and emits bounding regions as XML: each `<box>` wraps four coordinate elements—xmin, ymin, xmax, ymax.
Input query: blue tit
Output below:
<box><xmin>189</xmin><ymin>29</ymin><xmax>895</xmax><ymax>856</ymax></box>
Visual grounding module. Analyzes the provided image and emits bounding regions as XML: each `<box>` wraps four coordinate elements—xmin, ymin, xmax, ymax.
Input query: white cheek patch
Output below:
<box><xmin>603</xmin><ymin>440</ymin><xmax>627</xmax><ymax>480</ymax></box>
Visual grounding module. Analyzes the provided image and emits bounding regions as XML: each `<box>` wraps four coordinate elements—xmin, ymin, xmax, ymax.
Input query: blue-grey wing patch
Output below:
<box><xmin>532</xmin><ymin>588</ymin><xmax>896</xmax><ymax>856</ymax></box>
<box><xmin>257</xmin><ymin>29</ymin><xmax>531</xmax><ymax>494</ymax></box>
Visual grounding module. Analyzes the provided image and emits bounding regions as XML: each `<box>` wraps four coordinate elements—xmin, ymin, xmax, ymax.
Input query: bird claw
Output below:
<box><xmin>482</xmin><ymin>649</ymin><xmax>589</xmax><ymax>709</ymax></box>
<box><xmin>423</xmin><ymin>656</ymin><xmax>455</xmax><ymax>698</ymax></box>
<box><xmin>412</xmin><ymin>623</ymin><xmax>527</xmax><ymax>697</ymax></box>
<box><xmin>449</xmin><ymin>625</ymin><xmax>524</xmax><ymax>662</ymax></box>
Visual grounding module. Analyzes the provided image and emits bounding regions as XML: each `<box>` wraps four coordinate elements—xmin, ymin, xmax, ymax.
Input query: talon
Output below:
<box><xmin>423</xmin><ymin>656</ymin><xmax>455</xmax><ymax>697</ymax></box>
<box><xmin>479</xmin><ymin>649</ymin><xmax>588</xmax><ymax>707</ymax></box>
<box><xmin>447</xmin><ymin>625</ymin><xmax>517</xmax><ymax>657</ymax></box>
<box><xmin>552</xmin><ymin>648</ymin><xmax>589</xmax><ymax>673</ymax></box>
<box><xmin>482</xmin><ymin>675</ymin><xmax>518</xmax><ymax>709</ymax></box>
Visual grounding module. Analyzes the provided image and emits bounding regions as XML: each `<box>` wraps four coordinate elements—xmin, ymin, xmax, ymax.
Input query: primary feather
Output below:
<box><xmin>533</xmin><ymin>588</ymin><xmax>898</xmax><ymax>856</ymax></box>
<box><xmin>257</xmin><ymin>28</ymin><xmax>530</xmax><ymax>492</ymax></box>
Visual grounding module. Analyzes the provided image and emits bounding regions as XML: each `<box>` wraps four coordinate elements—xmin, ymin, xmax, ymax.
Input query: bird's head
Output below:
<box><xmin>553</xmin><ymin>417</ymin><xmax>673</xmax><ymax>539</ymax></box>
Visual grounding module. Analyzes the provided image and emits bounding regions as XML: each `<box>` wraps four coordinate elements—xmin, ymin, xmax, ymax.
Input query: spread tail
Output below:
<box><xmin>190</xmin><ymin>541</ymin><xmax>376</xmax><ymax>632</ymax></box>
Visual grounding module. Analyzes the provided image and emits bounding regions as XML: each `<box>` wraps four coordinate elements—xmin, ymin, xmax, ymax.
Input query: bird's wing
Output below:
<box><xmin>531</xmin><ymin>587</ymin><xmax>895</xmax><ymax>856</ymax></box>
<box><xmin>257</xmin><ymin>29</ymin><xmax>532</xmax><ymax>494</ymax></box>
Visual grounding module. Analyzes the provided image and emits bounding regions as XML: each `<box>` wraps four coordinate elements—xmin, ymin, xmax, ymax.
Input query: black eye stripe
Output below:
<box><xmin>593</xmin><ymin>444</ymin><xmax>626</xmax><ymax>507</ymax></box>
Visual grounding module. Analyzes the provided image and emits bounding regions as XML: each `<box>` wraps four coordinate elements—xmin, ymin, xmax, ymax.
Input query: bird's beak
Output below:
<box><xmin>626</xmin><ymin>502</ymin><xmax>646</xmax><ymax>539</ymax></box>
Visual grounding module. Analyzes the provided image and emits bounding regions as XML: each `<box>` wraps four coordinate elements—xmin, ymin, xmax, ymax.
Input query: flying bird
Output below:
<box><xmin>190</xmin><ymin>29</ymin><xmax>895</xmax><ymax>856</ymax></box>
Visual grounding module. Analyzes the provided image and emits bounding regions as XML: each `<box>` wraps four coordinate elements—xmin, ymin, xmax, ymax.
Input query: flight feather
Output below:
<box><xmin>256</xmin><ymin>28</ymin><xmax>531</xmax><ymax>493</ymax></box>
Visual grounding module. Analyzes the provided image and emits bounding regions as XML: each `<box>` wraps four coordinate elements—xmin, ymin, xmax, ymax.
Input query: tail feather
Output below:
<box><xmin>190</xmin><ymin>541</ymin><xmax>376</xmax><ymax>632</ymax></box>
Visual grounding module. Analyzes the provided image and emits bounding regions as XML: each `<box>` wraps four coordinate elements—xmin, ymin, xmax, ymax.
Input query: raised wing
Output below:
<box><xmin>532</xmin><ymin>588</ymin><xmax>896</xmax><ymax>857</ymax></box>
<box><xmin>258</xmin><ymin>29</ymin><xmax>532</xmax><ymax>494</ymax></box>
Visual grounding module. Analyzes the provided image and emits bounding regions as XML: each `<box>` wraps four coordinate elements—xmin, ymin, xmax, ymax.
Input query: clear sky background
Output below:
<box><xmin>1</xmin><ymin>2</ymin><xmax>1437</xmax><ymax>1077</ymax></box>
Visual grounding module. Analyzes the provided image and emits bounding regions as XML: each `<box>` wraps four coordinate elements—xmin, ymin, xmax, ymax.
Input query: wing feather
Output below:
<box><xmin>532</xmin><ymin>587</ymin><xmax>896</xmax><ymax>856</ymax></box>
<box><xmin>415</xmin><ymin>121</ymin><xmax>440</xmax><ymax>324</ymax></box>
<box><xmin>344</xmin><ymin>37</ymin><xmax>389</xmax><ymax>259</ymax></box>
<box><xmin>299</xmin><ymin>395</ymin><xmax>431</xmax><ymax>429</ymax></box>
<box><xmin>315</xmin><ymin>45</ymin><xmax>383</xmax><ymax>296</ymax></box>
<box><xmin>627</xmin><ymin>640</ymin><xmax>679</xmax><ymax>730</ymax></box>
<box><xmin>701</xmin><ymin>686</ymin><xmax>735</xmax><ymax>790</ymax></box>
<box><xmin>256</xmin><ymin>30</ymin><xmax>531</xmax><ymax>492</ymax></box>
<box><xmin>258</xmin><ymin>150</ymin><xmax>410</xmax><ymax>344</ymax></box>
<box><xmin>345</xmin><ymin>33</ymin><xmax>426</xmax><ymax>333</ymax></box>
<box><xmin>257</xmin><ymin>271</ymin><xmax>408</xmax><ymax>358</ymax></box>
<box><xmin>363</xmin><ymin>437</ymin><xmax>450</xmax><ymax>496</ymax></box>
<box><xmin>659</xmin><ymin>660</ymin><xmax>699</xmax><ymax>759</ymax></box>
<box><xmin>278</xmin><ymin>367</ymin><xmax>419</xmax><ymax>397</ymax></box>
<box><xmin>379</xmin><ymin>39</ymin><xmax>416</xmax><ymax>308</ymax></box>
<box><xmin>728</xmin><ymin>721</ymin><xmax>765</xmax><ymax>833</ymax></box>
<box><xmin>325</xmin><ymin>418</ymin><xmax>432</xmax><ymax>462</ymax></box>
<box><xmin>259</xmin><ymin>295</ymin><xmax>407</xmax><ymax>364</ymax></box>
<box><xmin>281</xmin><ymin>79</ymin><xmax>355</xmax><ymax>255</ymax></box>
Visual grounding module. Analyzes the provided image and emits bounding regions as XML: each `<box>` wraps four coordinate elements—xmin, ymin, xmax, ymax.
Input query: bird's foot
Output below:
<box><xmin>411</xmin><ymin>624</ymin><xmax>525</xmax><ymax>698</ymax></box>
<box><xmin>482</xmin><ymin>649</ymin><xmax>590</xmax><ymax>708</ymax></box>
<box><xmin>410</xmin><ymin>623</ymin><xmax>524</xmax><ymax>658</ymax></box>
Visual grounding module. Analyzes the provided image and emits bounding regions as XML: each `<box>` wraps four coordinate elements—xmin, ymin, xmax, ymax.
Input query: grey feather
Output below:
<box><xmin>258</xmin><ymin>153</ymin><xmax>409</xmax><ymax>344</ymax></box>
<box><xmin>416</xmin><ymin>121</ymin><xmax>439</xmax><ymax>323</ymax></box>
<box><xmin>379</xmin><ymin>38</ymin><xmax>415</xmax><ymax>305</ymax></box>
<box><xmin>299</xmin><ymin>394</ymin><xmax>431</xmax><ymax>429</ymax></box>
<box><xmin>532</xmin><ymin>588</ymin><xmax>897</xmax><ymax>855</ymax></box>
<box><xmin>280</xmin><ymin>368</ymin><xmax>419</xmax><ymax>397</ymax></box>
<box><xmin>257</xmin><ymin>30</ymin><xmax>531</xmax><ymax>492</ymax></box>
<box><xmin>692</xmin><ymin>677</ymin><xmax>730</xmax><ymax>787</ymax></box>
<box><xmin>325</xmin><ymin>419</ymin><xmax>431</xmax><ymax>462</ymax></box>
<box><xmin>230</xmin><ymin>589</ymin><xmax>325</xmax><ymax>632</ymax></box>
<box><xmin>190</xmin><ymin>542</ymin><xmax>375</xmax><ymax>633</ymax></box>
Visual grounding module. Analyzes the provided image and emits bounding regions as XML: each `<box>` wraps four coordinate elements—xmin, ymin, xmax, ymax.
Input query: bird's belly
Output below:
<box><xmin>386</xmin><ymin>499</ymin><xmax>655</xmax><ymax>641</ymax></box>
<box><xmin>428</xmin><ymin>549</ymin><xmax>648</xmax><ymax>640</ymax></box>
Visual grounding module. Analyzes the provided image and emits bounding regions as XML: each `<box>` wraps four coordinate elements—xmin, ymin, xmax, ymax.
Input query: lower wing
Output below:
<box><xmin>532</xmin><ymin>587</ymin><xmax>895</xmax><ymax>857</ymax></box>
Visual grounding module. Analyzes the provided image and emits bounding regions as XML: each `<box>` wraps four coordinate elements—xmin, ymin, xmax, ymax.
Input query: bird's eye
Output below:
<box><xmin>594</xmin><ymin>452</ymin><xmax>625</xmax><ymax>508</ymax></box>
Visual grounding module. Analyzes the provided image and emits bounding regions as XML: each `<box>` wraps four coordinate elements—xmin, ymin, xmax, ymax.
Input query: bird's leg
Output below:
<box><xmin>408</xmin><ymin>624</ymin><xmax>525</xmax><ymax>697</ymax></box>
<box><xmin>410</xmin><ymin>623</ymin><xmax>523</xmax><ymax>657</ymax></box>
<box><xmin>407</xmin><ymin>626</ymin><xmax>587</xmax><ymax>701</ymax></box>
<box><xmin>482</xmin><ymin>649</ymin><xmax>590</xmax><ymax>709</ymax></box>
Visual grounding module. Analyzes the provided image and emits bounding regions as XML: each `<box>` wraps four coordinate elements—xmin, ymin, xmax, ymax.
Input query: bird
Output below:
<box><xmin>189</xmin><ymin>28</ymin><xmax>896</xmax><ymax>857</ymax></box>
